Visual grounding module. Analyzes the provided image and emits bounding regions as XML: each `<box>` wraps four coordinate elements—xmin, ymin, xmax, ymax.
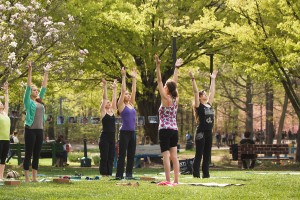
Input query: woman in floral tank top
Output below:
<box><xmin>155</xmin><ymin>55</ymin><xmax>183</xmax><ymax>186</ymax></box>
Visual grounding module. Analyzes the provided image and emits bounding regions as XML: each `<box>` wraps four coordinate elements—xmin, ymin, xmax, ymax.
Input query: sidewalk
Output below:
<box><xmin>71</xmin><ymin>143</ymin><xmax>230</xmax><ymax>151</ymax></box>
<box><xmin>71</xmin><ymin>144</ymin><xmax>99</xmax><ymax>151</ymax></box>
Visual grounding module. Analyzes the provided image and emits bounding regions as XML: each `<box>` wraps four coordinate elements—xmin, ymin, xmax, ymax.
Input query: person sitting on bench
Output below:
<box><xmin>240</xmin><ymin>131</ymin><xmax>256</xmax><ymax>169</ymax></box>
<box><xmin>55</xmin><ymin>135</ymin><xmax>68</xmax><ymax>167</ymax></box>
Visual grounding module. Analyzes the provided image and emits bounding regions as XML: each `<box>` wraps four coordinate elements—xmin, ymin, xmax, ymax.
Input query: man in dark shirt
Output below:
<box><xmin>240</xmin><ymin>131</ymin><xmax>256</xmax><ymax>169</ymax></box>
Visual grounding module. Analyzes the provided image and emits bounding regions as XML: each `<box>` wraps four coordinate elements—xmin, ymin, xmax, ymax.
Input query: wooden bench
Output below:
<box><xmin>230</xmin><ymin>144</ymin><xmax>289</xmax><ymax>168</ymax></box>
<box><xmin>134</xmin><ymin>145</ymin><xmax>162</xmax><ymax>167</ymax></box>
<box><xmin>9</xmin><ymin>142</ymin><xmax>64</xmax><ymax>166</ymax></box>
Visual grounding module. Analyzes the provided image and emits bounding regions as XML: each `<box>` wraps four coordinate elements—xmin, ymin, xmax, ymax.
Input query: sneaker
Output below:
<box><xmin>157</xmin><ymin>181</ymin><xmax>171</xmax><ymax>186</ymax></box>
<box><xmin>166</xmin><ymin>182</ymin><xmax>178</xmax><ymax>186</ymax></box>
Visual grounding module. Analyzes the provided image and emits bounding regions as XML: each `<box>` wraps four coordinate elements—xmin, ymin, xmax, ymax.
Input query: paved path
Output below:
<box><xmin>71</xmin><ymin>143</ymin><xmax>229</xmax><ymax>151</ymax></box>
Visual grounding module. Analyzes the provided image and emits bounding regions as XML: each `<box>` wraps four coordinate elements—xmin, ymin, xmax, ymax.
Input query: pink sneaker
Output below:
<box><xmin>166</xmin><ymin>182</ymin><xmax>178</xmax><ymax>186</ymax></box>
<box><xmin>157</xmin><ymin>181</ymin><xmax>171</xmax><ymax>186</ymax></box>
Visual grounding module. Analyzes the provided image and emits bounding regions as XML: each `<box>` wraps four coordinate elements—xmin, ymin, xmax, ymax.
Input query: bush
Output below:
<box><xmin>92</xmin><ymin>155</ymin><xmax>100</xmax><ymax>166</ymax></box>
<box><xmin>68</xmin><ymin>152</ymin><xmax>84</xmax><ymax>163</ymax></box>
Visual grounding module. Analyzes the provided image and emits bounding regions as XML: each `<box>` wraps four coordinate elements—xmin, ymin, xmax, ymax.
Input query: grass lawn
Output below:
<box><xmin>1</xmin><ymin>158</ymin><xmax>300</xmax><ymax>200</ymax></box>
<box><xmin>2</xmin><ymin>147</ymin><xmax>299</xmax><ymax>200</ymax></box>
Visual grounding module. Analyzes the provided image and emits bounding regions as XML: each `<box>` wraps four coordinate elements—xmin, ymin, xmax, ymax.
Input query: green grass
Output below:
<box><xmin>3</xmin><ymin>148</ymin><xmax>300</xmax><ymax>199</ymax></box>
<box><xmin>1</xmin><ymin>160</ymin><xmax>300</xmax><ymax>200</ymax></box>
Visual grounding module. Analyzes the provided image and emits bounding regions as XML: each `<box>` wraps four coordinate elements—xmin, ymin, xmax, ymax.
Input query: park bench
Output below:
<box><xmin>134</xmin><ymin>144</ymin><xmax>162</xmax><ymax>167</ymax></box>
<box><xmin>9</xmin><ymin>142</ymin><xmax>64</xmax><ymax>166</ymax></box>
<box><xmin>230</xmin><ymin>144</ymin><xmax>289</xmax><ymax>168</ymax></box>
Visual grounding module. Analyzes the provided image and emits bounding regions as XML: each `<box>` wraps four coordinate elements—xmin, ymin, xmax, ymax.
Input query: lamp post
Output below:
<box><xmin>59</xmin><ymin>97</ymin><xmax>67</xmax><ymax>136</ymax></box>
<box><xmin>206</xmin><ymin>53</ymin><xmax>214</xmax><ymax>85</ymax></box>
<box><xmin>206</xmin><ymin>53</ymin><xmax>214</xmax><ymax>167</ymax></box>
<box><xmin>172</xmin><ymin>36</ymin><xmax>177</xmax><ymax>67</ymax></box>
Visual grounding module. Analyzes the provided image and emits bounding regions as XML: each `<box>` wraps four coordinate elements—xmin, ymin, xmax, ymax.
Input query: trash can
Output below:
<box><xmin>81</xmin><ymin>157</ymin><xmax>92</xmax><ymax>167</ymax></box>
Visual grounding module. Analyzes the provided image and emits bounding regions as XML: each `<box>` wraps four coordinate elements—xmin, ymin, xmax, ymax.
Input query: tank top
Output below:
<box><xmin>102</xmin><ymin>113</ymin><xmax>115</xmax><ymax>133</ymax></box>
<box><xmin>0</xmin><ymin>114</ymin><xmax>10</xmax><ymax>140</ymax></box>
<box><xmin>29</xmin><ymin>102</ymin><xmax>44</xmax><ymax>129</ymax></box>
<box><xmin>120</xmin><ymin>106</ymin><xmax>136</xmax><ymax>131</ymax></box>
<box><xmin>158</xmin><ymin>99</ymin><xmax>178</xmax><ymax>130</ymax></box>
<box><xmin>196</xmin><ymin>103</ymin><xmax>214</xmax><ymax>132</ymax></box>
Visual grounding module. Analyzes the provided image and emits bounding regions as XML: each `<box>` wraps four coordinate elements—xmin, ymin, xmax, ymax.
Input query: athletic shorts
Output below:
<box><xmin>159</xmin><ymin>129</ymin><xmax>178</xmax><ymax>153</ymax></box>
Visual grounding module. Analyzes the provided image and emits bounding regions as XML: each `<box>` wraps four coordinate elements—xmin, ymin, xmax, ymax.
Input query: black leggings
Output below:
<box><xmin>99</xmin><ymin>132</ymin><xmax>115</xmax><ymax>175</ymax></box>
<box><xmin>0</xmin><ymin>140</ymin><xmax>9</xmax><ymax>164</ymax></box>
<box><xmin>116</xmin><ymin>131</ymin><xmax>136</xmax><ymax>179</ymax></box>
<box><xmin>193</xmin><ymin>130</ymin><xmax>212</xmax><ymax>178</ymax></box>
<box><xmin>23</xmin><ymin>128</ymin><xmax>44</xmax><ymax>170</ymax></box>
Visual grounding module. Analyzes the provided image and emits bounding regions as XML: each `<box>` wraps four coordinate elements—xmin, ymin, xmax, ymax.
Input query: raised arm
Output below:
<box><xmin>27</xmin><ymin>62</ymin><xmax>32</xmax><ymax>86</ymax></box>
<box><xmin>155</xmin><ymin>55</ymin><xmax>168</xmax><ymax>100</ymax></box>
<box><xmin>188</xmin><ymin>71</ymin><xmax>200</xmax><ymax>107</ymax></box>
<box><xmin>172</xmin><ymin>58</ymin><xmax>183</xmax><ymax>84</ymax></box>
<box><xmin>42</xmin><ymin>63</ymin><xmax>51</xmax><ymax>88</ymax></box>
<box><xmin>208</xmin><ymin>70</ymin><xmax>218</xmax><ymax>105</ymax></box>
<box><xmin>130</xmin><ymin>68</ymin><xmax>137</xmax><ymax>105</ymax></box>
<box><xmin>2</xmin><ymin>82</ymin><xmax>9</xmax><ymax>114</ymax></box>
<box><xmin>117</xmin><ymin>67</ymin><xmax>126</xmax><ymax>113</ymax></box>
<box><xmin>24</xmin><ymin>62</ymin><xmax>32</xmax><ymax>107</ymax></box>
<box><xmin>100</xmin><ymin>79</ymin><xmax>108</xmax><ymax>118</ymax></box>
<box><xmin>111</xmin><ymin>79</ymin><xmax>117</xmax><ymax>111</ymax></box>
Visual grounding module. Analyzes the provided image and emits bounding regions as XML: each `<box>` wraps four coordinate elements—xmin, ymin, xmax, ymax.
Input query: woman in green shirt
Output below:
<box><xmin>23</xmin><ymin>62</ymin><xmax>51</xmax><ymax>182</ymax></box>
<box><xmin>0</xmin><ymin>82</ymin><xmax>10</xmax><ymax>181</ymax></box>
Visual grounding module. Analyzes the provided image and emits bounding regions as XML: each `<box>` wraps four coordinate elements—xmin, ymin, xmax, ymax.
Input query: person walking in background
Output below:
<box><xmin>99</xmin><ymin>78</ymin><xmax>117</xmax><ymax>176</ymax></box>
<box><xmin>115</xmin><ymin>67</ymin><xmax>137</xmax><ymax>180</ymax></box>
<box><xmin>228</xmin><ymin>133</ymin><xmax>233</xmax><ymax>145</ymax></box>
<box><xmin>23</xmin><ymin>62</ymin><xmax>51</xmax><ymax>182</ymax></box>
<box><xmin>155</xmin><ymin>55</ymin><xmax>183</xmax><ymax>185</ymax></box>
<box><xmin>215</xmin><ymin>131</ymin><xmax>221</xmax><ymax>149</ymax></box>
<box><xmin>0</xmin><ymin>82</ymin><xmax>10</xmax><ymax>181</ymax></box>
<box><xmin>189</xmin><ymin>69</ymin><xmax>218</xmax><ymax>178</ymax></box>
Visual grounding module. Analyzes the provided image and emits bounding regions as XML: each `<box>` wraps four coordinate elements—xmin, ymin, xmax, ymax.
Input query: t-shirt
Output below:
<box><xmin>196</xmin><ymin>103</ymin><xmax>214</xmax><ymax>132</ymax></box>
<box><xmin>0</xmin><ymin>114</ymin><xmax>10</xmax><ymax>140</ymax></box>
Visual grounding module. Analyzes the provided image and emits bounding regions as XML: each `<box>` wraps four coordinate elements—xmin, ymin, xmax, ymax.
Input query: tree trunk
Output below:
<box><xmin>265</xmin><ymin>84</ymin><xmax>274</xmax><ymax>144</ymax></box>
<box><xmin>136</xmin><ymin>92</ymin><xmax>160</xmax><ymax>144</ymax></box>
<box><xmin>296</xmin><ymin>123</ymin><xmax>300</xmax><ymax>162</ymax></box>
<box><xmin>9</xmin><ymin>104</ymin><xmax>22</xmax><ymax>134</ymax></box>
<box><xmin>245</xmin><ymin>76</ymin><xmax>253</xmax><ymax>136</ymax></box>
<box><xmin>277</xmin><ymin>93</ymin><xmax>288</xmax><ymax>144</ymax></box>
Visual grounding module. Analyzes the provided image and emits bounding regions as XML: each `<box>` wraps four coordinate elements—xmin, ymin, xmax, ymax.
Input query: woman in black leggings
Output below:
<box><xmin>23</xmin><ymin>62</ymin><xmax>51</xmax><ymax>182</ymax></box>
<box><xmin>189</xmin><ymin>70</ymin><xmax>218</xmax><ymax>178</ymax></box>
<box><xmin>99</xmin><ymin>79</ymin><xmax>117</xmax><ymax>176</ymax></box>
<box><xmin>0</xmin><ymin>82</ymin><xmax>10</xmax><ymax>181</ymax></box>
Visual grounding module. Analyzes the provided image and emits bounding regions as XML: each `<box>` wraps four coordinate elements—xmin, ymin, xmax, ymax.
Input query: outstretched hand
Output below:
<box><xmin>44</xmin><ymin>63</ymin><xmax>52</xmax><ymax>72</ymax></box>
<box><xmin>112</xmin><ymin>79</ymin><xmax>117</xmax><ymax>89</ymax></box>
<box><xmin>102</xmin><ymin>78</ymin><xmax>107</xmax><ymax>86</ymax></box>
<box><xmin>131</xmin><ymin>68</ymin><xmax>137</xmax><ymax>79</ymax></box>
<box><xmin>1</xmin><ymin>81</ymin><xmax>8</xmax><ymax>91</ymax></box>
<box><xmin>28</xmin><ymin>62</ymin><xmax>32</xmax><ymax>70</ymax></box>
<box><xmin>175</xmin><ymin>58</ymin><xmax>183</xmax><ymax>68</ymax></box>
<box><xmin>210</xmin><ymin>70</ymin><xmax>218</xmax><ymax>79</ymax></box>
<box><xmin>188</xmin><ymin>71</ymin><xmax>194</xmax><ymax>79</ymax></box>
<box><xmin>154</xmin><ymin>55</ymin><xmax>161</xmax><ymax>66</ymax></box>
<box><xmin>121</xmin><ymin>67</ymin><xmax>126</xmax><ymax>77</ymax></box>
